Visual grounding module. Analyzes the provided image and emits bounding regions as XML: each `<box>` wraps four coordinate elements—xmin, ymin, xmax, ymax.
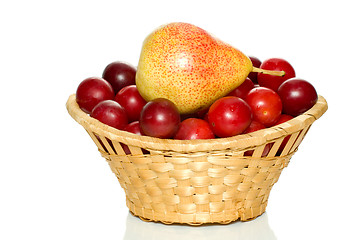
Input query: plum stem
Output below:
<box><xmin>252</xmin><ymin>67</ymin><xmax>285</xmax><ymax>77</ymax></box>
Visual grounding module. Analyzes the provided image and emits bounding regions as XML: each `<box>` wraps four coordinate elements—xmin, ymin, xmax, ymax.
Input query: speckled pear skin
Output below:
<box><xmin>136</xmin><ymin>22</ymin><xmax>253</xmax><ymax>114</ymax></box>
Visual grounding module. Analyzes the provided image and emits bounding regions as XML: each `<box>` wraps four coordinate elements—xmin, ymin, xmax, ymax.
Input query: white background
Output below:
<box><xmin>1</xmin><ymin>0</ymin><xmax>358</xmax><ymax>239</ymax></box>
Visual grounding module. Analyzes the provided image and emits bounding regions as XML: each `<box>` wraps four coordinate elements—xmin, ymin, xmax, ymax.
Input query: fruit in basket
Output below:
<box><xmin>67</xmin><ymin>48</ymin><xmax>328</xmax><ymax>225</ymax></box>
<box><xmin>136</xmin><ymin>22</ymin><xmax>255</xmax><ymax>114</ymax></box>
<box><xmin>74</xmin><ymin>57</ymin><xmax>316</xmax><ymax>142</ymax></box>
<box><xmin>76</xmin><ymin>77</ymin><xmax>115</xmax><ymax>113</ymax></box>
<box><xmin>74</xmin><ymin>30</ymin><xmax>316</xmax><ymax>141</ymax></box>
<box><xmin>277</xmin><ymin>78</ymin><xmax>318</xmax><ymax>117</ymax></box>
<box><xmin>174</xmin><ymin>118</ymin><xmax>215</xmax><ymax>140</ymax></box>
<box><xmin>114</xmin><ymin>85</ymin><xmax>147</xmax><ymax>122</ymax></box>
<box><xmin>90</xmin><ymin>100</ymin><xmax>128</xmax><ymax>130</ymax></box>
<box><xmin>246</xmin><ymin>87</ymin><xmax>282</xmax><ymax>127</ymax></box>
<box><xmin>207</xmin><ymin>96</ymin><xmax>252</xmax><ymax>138</ymax></box>
<box><xmin>257</xmin><ymin>58</ymin><xmax>296</xmax><ymax>91</ymax></box>
<box><xmin>140</xmin><ymin>98</ymin><xmax>181</xmax><ymax>139</ymax></box>
<box><xmin>102</xmin><ymin>61</ymin><xmax>136</xmax><ymax>94</ymax></box>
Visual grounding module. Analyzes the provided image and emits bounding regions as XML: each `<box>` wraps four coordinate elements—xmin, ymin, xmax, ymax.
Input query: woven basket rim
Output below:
<box><xmin>66</xmin><ymin>94</ymin><xmax>327</xmax><ymax>152</ymax></box>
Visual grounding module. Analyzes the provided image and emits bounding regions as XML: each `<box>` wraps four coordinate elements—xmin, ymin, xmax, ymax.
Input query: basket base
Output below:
<box><xmin>126</xmin><ymin>197</ymin><xmax>267</xmax><ymax>225</ymax></box>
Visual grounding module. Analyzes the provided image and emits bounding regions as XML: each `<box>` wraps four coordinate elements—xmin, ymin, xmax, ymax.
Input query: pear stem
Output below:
<box><xmin>252</xmin><ymin>67</ymin><xmax>285</xmax><ymax>77</ymax></box>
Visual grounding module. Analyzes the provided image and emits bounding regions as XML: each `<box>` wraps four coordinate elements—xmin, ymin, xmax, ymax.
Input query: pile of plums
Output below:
<box><xmin>76</xmin><ymin>58</ymin><xmax>318</xmax><ymax>145</ymax></box>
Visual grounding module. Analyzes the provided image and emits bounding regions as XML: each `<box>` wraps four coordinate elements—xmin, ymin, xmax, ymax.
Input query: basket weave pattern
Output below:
<box><xmin>66</xmin><ymin>94</ymin><xmax>327</xmax><ymax>225</ymax></box>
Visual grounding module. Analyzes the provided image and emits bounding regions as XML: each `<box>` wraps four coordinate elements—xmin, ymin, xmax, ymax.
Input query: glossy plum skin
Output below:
<box><xmin>139</xmin><ymin>98</ymin><xmax>181</xmax><ymax>139</ymax></box>
<box><xmin>275</xmin><ymin>114</ymin><xmax>294</xmax><ymax>125</ymax></box>
<box><xmin>277</xmin><ymin>78</ymin><xmax>318</xmax><ymax>117</ymax></box>
<box><xmin>115</xmin><ymin>85</ymin><xmax>147</xmax><ymax>122</ymax></box>
<box><xmin>257</xmin><ymin>58</ymin><xmax>296</xmax><ymax>92</ymax></box>
<box><xmin>90</xmin><ymin>100</ymin><xmax>128</xmax><ymax>130</ymax></box>
<box><xmin>174</xmin><ymin>118</ymin><xmax>215</xmax><ymax>140</ymax></box>
<box><xmin>246</xmin><ymin>87</ymin><xmax>282</xmax><ymax>127</ymax></box>
<box><xmin>76</xmin><ymin>77</ymin><xmax>114</xmax><ymax>113</ymax></box>
<box><xmin>124</xmin><ymin>121</ymin><xmax>143</xmax><ymax>135</ymax></box>
<box><xmin>102</xmin><ymin>61</ymin><xmax>136</xmax><ymax>94</ymax></box>
<box><xmin>227</xmin><ymin>78</ymin><xmax>254</xmax><ymax>99</ymax></box>
<box><xmin>248</xmin><ymin>56</ymin><xmax>261</xmax><ymax>84</ymax></box>
<box><xmin>207</xmin><ymin>96</ymin><xmax>252</xmax><ymax>138</ymax></box>
<box><xmin>243</xmin><ymin>120</ymin><xmax>266</xmax><ymax>134</ymax></box>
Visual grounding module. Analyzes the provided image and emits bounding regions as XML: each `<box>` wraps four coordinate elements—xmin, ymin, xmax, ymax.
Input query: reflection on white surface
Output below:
<box><xmin>123</xmin><ymin>212</ymin><xmax>277</xmax><ymax>240</ymax></box>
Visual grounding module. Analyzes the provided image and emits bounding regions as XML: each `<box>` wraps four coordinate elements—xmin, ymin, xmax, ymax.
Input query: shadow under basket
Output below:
<box><xmin>66</xmin><ymin>94</ymin><xmax>327</xmax><ymax>225</ymax></box>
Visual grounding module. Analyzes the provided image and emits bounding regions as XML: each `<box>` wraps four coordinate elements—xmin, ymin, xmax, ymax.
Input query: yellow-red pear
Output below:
<box><xmin>136</xmin><ymin>22</ymin><xmax>253</xmax><ymax>114</ymax></box>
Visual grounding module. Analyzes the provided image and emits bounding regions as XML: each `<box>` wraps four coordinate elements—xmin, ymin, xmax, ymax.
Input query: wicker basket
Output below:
<box><xmin>66</xmin><ymin>94</ymin><xmax>327</xmax><ymax>225</ymax></box>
